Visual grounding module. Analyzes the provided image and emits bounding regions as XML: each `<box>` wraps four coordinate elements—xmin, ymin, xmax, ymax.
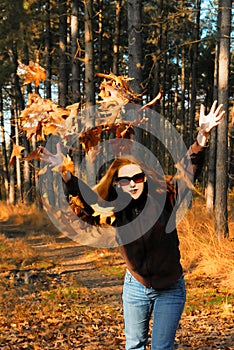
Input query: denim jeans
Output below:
<box><xmin>122</xmin><ymin>270</ymin><xmax>186</xmax><ymax>350</ymax></box>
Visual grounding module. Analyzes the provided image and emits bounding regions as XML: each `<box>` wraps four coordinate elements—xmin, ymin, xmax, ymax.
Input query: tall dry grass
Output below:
<box><xmin>0</xmin><ymin>200</ymin><xmax>233</xmax><ymax>289</ymax></box>
<box><xmin>178</xmin><ymin>199</ymin><xmax>234</xmax><ymax>289</ymax></box>
<box><xmin>0</xmin><ymin>201</ymin><xmax>48</xmax><ymax>228</ymax></box>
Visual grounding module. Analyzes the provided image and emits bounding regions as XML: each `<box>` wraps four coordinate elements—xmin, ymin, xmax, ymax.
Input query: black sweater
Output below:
<box><xmin>63</xmin><ymin>141</ymin><xmax>205</xmax><ymax>290</ymax></box>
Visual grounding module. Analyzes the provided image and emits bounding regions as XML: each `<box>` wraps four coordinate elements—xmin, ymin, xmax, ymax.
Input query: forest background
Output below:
<box><xmin>0</xmin><ymin>1</ymin><xmax>233</xmax><ymax>348</ymax></box>
<box><xmin>0</xmin><ymin>0</ymin><xmax>233</xmax><ymax>239</ymax></box>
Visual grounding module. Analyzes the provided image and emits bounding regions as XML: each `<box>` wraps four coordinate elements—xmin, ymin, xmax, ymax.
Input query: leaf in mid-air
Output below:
<box><xmin>8</xmin><ymin>144</ymin><xmax>25</xmax><ymax>168</ymax></box>
<box><xmin>17</xmin><ymin>61</ymin><xmax>46</xmax><ymax>87</ymax></box>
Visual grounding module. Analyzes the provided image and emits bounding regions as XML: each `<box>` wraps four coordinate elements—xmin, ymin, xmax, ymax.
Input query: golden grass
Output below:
<box><xmin>178</xmin><ymin>199</ymin><xmax>234</xmax><ymax>289</ymax></box>
<box><xmin>0</xmin><ymin>199</ymin><xmax>233</xmax><ymax>289</ymax></box>
<box><xmin>0</xmin><ymin>201</ymin><xmax>47</xmax><ymax>228</ymax></box>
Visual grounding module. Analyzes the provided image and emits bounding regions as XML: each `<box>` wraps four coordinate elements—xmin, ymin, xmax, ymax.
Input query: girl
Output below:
<box><xmin>40</xmin><ymin>100</ymin><xmax>224</xmax><ymax>349</ymax></box>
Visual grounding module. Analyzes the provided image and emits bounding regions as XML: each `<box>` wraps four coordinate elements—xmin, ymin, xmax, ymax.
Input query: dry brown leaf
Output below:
<box><xmin>24</xmin><ymin>148</ymin><xmax>41</xmax><ymax>161</ymax></box>
<box><xmin>20</xmin><ymin>93</ymin><xmax>69</xmax><ymax>140</ymax></box>
<box><xmin>17</xmin><ymin>61</ymin><xmax>46</xmax><ymax>87</ymax></box>
<box><xmin>79</xmin><ymin>126</ymin><xmax>102</xmax><ymax>153</ymax></box>
<box><xmin>52</xmin><ymin>154</ymin><xmax>75</xmax><ymax>175</ymax></box>
<box><xmin>37</xmin><ymin>165</ymin><xmax>48</xmax><ymax>176</ymax></box>
<box><xmin>86</xmin><ymin>146</ymin><xmax>102</xmax><ymax>163</ymax></box>
<box><xmin>8</xmin><ymin>144</ymin><xmax>25</xmax><ymax>168</ymax></box>
<box><xmin>137</xmin><ymin>89</ymin><xmax>162</xmax><ymax>112</ymax></box>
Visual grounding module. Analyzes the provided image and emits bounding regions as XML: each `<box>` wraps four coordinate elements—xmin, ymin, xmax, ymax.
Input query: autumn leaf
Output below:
<box><xmin>137</xmin><ymin>89</ymin><xmax>162</xmax><ymax>112</ymax></box>
<box><xmin>79</xmin><ymin>126</ymin><xmax>102</xmax><ymax>153</ymax></box>
<box><xmin>120</xmin><ymin>125</ymin><xmax>135</xmax><ymax>139</ymax></box>
<box><xmin>17</xmin><ymin>61</ymin><xmax>46</xmax><ymax>87</ymax></box>
<box><xmin>52</xmin><ymin>154</ymin><xmax>75</xmax><ymax>175</ymax></box>
<box><xmin>90</xmin><ymin>203</ymin><xmax>114</xmax><ymax>217</ymax></box>
<box><xmin>20</xmin><ymin>93</ymin><xmax>69</xmax><ymax>140</ymax></box>
<box><xmin>97</xmin><ymin>73</ymin><xmax>141</xmax><ymax>123</ymax></box>
<box><xmin>37</xmin><ymin>165</ymin><xmax>48</xmax><ymax>176</ymax></box>
<box><xmin>86</xmin><ymin>146</ymin><xmax>102</xmax><ymax>163</ymax></box>
<box><xmin>8</xmin><ymin>144</ymin><xmax>25</xmax><ymax>168</ymax></box>
<box><xmin>24</xmin><ymin>148</ymin><xmax>41</xmax><ymax>161</ymax></box>
<box><xmin>96</xmin><ymin>72</ymin><xmax>138</xmax><ymax>100</ymax></box>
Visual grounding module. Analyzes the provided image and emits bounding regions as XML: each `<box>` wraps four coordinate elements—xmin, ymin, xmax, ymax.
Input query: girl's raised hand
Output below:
<box><xmin>197</xmin><ymin>100</ymin><xmax>225</xmax><ymax>146</ymax></box>
<box><xmin>39</xmin><ymin>143</ymin><xmax>63</xmax><ymax>169</ymax></box>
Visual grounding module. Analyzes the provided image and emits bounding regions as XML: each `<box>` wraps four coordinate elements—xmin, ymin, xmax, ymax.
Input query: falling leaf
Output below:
<box><xmin>52</xmin><ymin>154</ymin><xmax>75</xmax><ymax>175</ymax></box>
<box><xmin>79</xmin><ymin>127</ymin><xmax>102</xmax><ymax>153</ymax></box>
<box><xmin>86</xmin><ymin>146</ymin><xmax>102</xmax><ymax>163</ymax></box>
<box><xmin>137</xmin><ymin>89</ymin><xmax>162</xmax><ymax>112</ymax></box>
<box><xmin>17</xmin><ymin>60</ymin><xmax>46</xmax><ymax>87</ymax></box>
<box><xmin>90</xmin><ymin>203</ymin><xmax>114</xmax><ymax>217</ymax></box>
<box><xmin>8</xmin><ymin>144</ymin><xmax>25</xmax><ymax>168</ymax></box>
<box><xmin>37</xmin><ymin>165</ymin><xmax>48</xmax><ymax>176</ymax></box>
<box><xmin>25</xmin><ymin>148</ymin><xmax>41</xmax><ymax>161</ymax></box>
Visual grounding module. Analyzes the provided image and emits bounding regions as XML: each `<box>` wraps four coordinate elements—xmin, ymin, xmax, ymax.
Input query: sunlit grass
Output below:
<box><xmin>178</xmin><ymin>199</ymin><xmax>234</xmax><ymax>289</ymax></box>
<box><xmin>0</xmin><ymin>199</ymin><xmax>233</xmax><ymax>290</ymax></box>
<box><xmin>0</xmin><ymin>201</ymin><xmax>45</xmax><ymax>227</ymax></box>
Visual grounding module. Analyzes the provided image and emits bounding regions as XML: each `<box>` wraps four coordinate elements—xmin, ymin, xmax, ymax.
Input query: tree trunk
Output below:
<box><xmin>84</xmin><ymin>0</ymin><xmax>95</xmax><ymax>106</ymax></box>
<box><xmin>206</xmin><ymin>39</ymin><xmax>219</xmax><ymax>214</ymax></box>
<box><xmin>71</xmin><ymin>0</ymin><xmax>81</xmax><ymax>103</ymax></box>
<box><xmin>180</xmin><ymin>47</ymin><xmax>186</xmax><ymax>139</ymax></box>
<box><xmin>58</xmin><ymin>0</ymin><xmax>68</xmax><ymax>107</ymax></box>
<box><xmin>84</xmin><ymin>0</ymin><xmax>95</xmax><ymax>184</ymax></box>
<box><xmin>8</xmin><ymin>107</ymin><xmax>16</xmax><ymax>205</ymax></box>
<box><xmin>214</xmin><ymin>0</ymin><xmax>231</xmax><ymax>239</ymax></box>
<box><xmin>112</xmin><ymin>0</ymin><xmax>122</xmax><ymax>75</ymax></box>
<box><xmin>45</xmin><ymin>0</ymin><xmax>52</xmax><ymax>99</ymax></box>
<box><xmin>128</xmin><ymin>0</ymin><xmax>143</xmax><ymax>94</ymax></box>
<box><xmin>189</xmin><ymin>0</ymin><xmax>201</xmax><ymax>145</ymax></box>
<box><xmin>9</xmin><ymin>42</ymin><xmax>25</xmax><ymax>203</ymax></box>
<box><xmin>97</xmin><ymin>0</ymin><xmax>103</xmax><ymax>74</ymax></box>
<box><xmin>0</xmin><ymin>92</ymin><xmax>9</xmax><ymax>201</ymax></box>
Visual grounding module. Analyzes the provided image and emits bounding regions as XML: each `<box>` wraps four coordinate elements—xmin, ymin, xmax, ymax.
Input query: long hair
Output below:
<box><xmin>94</xmin><ymin>155</ymin><xmax>171</xmax><ymax>201</ymax></box>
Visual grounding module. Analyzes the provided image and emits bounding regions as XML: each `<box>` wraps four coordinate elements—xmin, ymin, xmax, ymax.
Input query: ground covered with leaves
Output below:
<box><xmin>0</xmin><ymin>216</ymin><xmax>233</xmax><ymax>350</ymax></box>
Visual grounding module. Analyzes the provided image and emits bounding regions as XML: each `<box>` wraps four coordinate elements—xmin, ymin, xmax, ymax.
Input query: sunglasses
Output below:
<box><xmin>117</xmin><ymin>172</ymin><xmax>145</xmax><ymax>187</ymax></box>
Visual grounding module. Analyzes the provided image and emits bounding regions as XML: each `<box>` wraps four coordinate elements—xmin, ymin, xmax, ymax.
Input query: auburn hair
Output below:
<box><xmin>94</xmin><ymin>155</ymin><xmax>172</xmax><ymax>201</ymax></box>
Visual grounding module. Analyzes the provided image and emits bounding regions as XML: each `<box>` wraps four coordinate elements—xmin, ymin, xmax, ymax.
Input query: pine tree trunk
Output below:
<box><xmin>59</xmin><ymin>0</ymin><xmax>68</xmax><ymax>107</ymax></box>
<box><xmin>23</xmin><ymin>135</ymin><xmax>32</xmax><ymax>204</ymax></box>
<box><xmin>9</xmin><ymin>42</ymin><xmax>25</xmax><ymax>203</ymax></box>
<box><xmin>113</xmin><ymin>0</ymin><xmax>122</xmax><ymax>75</ymax></box>
<box><xmin>84</xmin><ymin>0</ymin><xmax>95</xmax><ymax>106</ymax></box>
<box><xmin>45</xmin><ymin>0</ymin><xmax>52</xmax><ymax>99</ymax></box>
<box><xmin>128</xmin><ymin>0</ymin><xmax>143</xmax><ymax>94</ymax></box>
<box><xmin>0</xmin><ymin>93</ymin><xmax>9</xmax><ymax>201</ymax></box>
<box><xmin>189</xmin><ymin>0</ymin><xmax>201</xmax><ymax>145</ymax></box>
<box><xmin>71</xmin><ymin>0</ymin><xmax>81</xmax><ymax>103</ymax></box>
<box><xmin>206</xmin><ymin>39</ymin><xmax>219</xmax><ymax>214</ymax></box>
<box><xmin>180</xmin><ymin>47</ymin><xmax>186</xmax><ymax>140</ymax></box>
<box><xmin>214</xmin><ymin>0</ymin><xmax>231</xmax><ymax>239</ymax></box>
<box><xmin>8</xmin><ymin>108</ymin><xmax>16</xmax><ymax>205</ymax></box>
<box><xmin>97</xmin><ymin>0</ymin><xmax>103</xmax><ymax>74</ymax></box>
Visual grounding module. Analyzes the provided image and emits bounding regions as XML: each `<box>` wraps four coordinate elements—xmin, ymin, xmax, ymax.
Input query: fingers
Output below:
<box><xmin>213</xmin><ymin>102</ymin><xmax>224</xmax><ymax>117</ymax></box>
<box><xmin>56</xmin><ymin>142</ymin><xmax>62</xmax><ymax>154</ymax></box>
<box><xmin>210</xmin><ymin>100</ymin><xmax>218</xmax><ymax>114</ymax></box>
<box><xmin>39</xmin><ymin>146</ymin><xmax>52</xmax><ymax>156</ymax></box>
<box><xmin>200</xmin><ymin>103</ymin><xmax>205</xmax><ymax>116</ymax></box>
<box><xmin>215</xmin><ymin>110</ymin><xmax>225</xmax><ymax>122</ymax></box>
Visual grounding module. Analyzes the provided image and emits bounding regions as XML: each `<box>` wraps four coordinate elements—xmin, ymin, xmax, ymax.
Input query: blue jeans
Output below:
<box><xmin>122</xmin><ymin>270</ymin><xmax>186</xmax><ymax>350</ymax></box>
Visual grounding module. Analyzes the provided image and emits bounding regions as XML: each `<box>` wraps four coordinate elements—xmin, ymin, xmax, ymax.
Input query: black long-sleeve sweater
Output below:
<box><xmin>63</xmin><ymin>141</ymin><xmax>205</xmax><ymax>289</ymax></box>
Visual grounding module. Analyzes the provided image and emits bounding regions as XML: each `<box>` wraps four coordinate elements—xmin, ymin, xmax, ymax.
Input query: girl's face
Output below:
<box><xmin>117</xmin><ymin>164</ymin><xmax>146</xmax><ymax>200</ymax></box>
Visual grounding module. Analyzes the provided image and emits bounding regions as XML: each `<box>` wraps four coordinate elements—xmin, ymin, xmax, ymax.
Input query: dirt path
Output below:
<box><xmin>0</xmin><ymin>221</ymin><xmax>233</xmax><ymax>349</ymax></box>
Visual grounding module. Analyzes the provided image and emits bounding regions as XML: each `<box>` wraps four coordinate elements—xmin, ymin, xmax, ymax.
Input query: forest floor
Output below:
<box><xmin>0</xmin><ymin>209</ymin><xmax>233</xmax><ymax>350</ymax></box>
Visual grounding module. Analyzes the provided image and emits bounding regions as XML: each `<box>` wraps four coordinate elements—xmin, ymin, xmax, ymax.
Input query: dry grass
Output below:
<box><xmin>178</xmin><ymin>199</ymin><xmax>234</xmax><ymax>289</ymax></box>
<box><xmin>0</xmin><ymin>199</ymin><xmax>233</xmax><ymax>289</ymax></box>
<box><xmin>0</xmin><ymin>201</ymin><xmax>47</xmax><ymax>228</ymax></box>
